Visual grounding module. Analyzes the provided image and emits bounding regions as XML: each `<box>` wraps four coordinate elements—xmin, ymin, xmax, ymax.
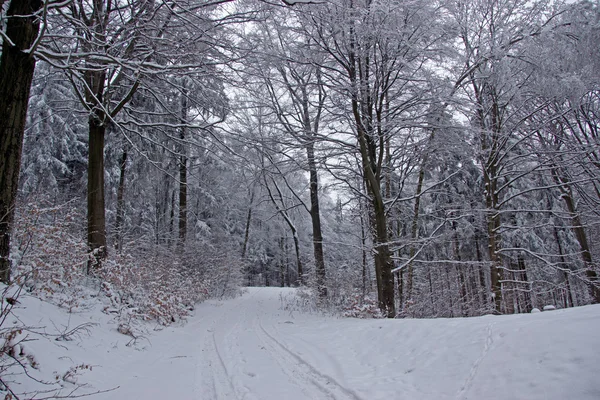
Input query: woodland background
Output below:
<box><xmin>1</xmin><ymin>0</ymin><xmax>600</xmax><ymax>323</ymax></box>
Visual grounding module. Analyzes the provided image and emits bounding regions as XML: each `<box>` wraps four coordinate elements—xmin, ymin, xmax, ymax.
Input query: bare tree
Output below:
<box><xmin>240</xmin><ymin>13</ymin><xmax>329</xmax><ymax>296</ymax></box>
<box><xmin>0</xmin><ymin>0</ymin><xmax>43</xmax><ymax>283</ymax></box>
<box><xmin>297</xmin><ymin>0</ymin><xmax>441</xmax><ymax>316</ymax></box>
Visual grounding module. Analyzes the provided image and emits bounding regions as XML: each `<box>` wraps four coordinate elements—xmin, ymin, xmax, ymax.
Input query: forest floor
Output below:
<box><xmin>6</xmin><ymin>286</ymin><xmax>600</xmax><ymax>400</ymax></box>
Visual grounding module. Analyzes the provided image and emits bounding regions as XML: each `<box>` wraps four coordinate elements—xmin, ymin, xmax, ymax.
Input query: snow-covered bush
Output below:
<box><xmin>12</xmin><ymin>199</ymin><xmax>89</xmax><ymax>312</ymax></box>
<box><xmin>179</xmin><ymin>246</ymin><xmax>244</xmax><ymax>300</ymax></box>
<box><xmin>341</xmin><ymin>291</ymin><xmax>385</xmax><ymax>319</ymax></box>
<box><xmin>10</xmin><ymin>201</ymin><xmax>241</xmax><ymax>329</ymax></box>
<box><xmin>279</xmin><ymin>287</ymin><xmax>319</xmax><ymax>314</ymax></box>
<box><xmin>99</xmin><ymin>252</ymin><xmax>211</xmax><ymax>326</ymax></box>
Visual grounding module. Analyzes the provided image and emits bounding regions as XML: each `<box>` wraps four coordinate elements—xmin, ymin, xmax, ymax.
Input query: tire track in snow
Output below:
<box><xmin>195</xmin><ymin>309</ymin><xmax>240</xmax><ymax>399</ymax></box>
<box><xmin>255</xmin><ymin>318</ymin><xmax>364</xmax><ymax>400</ymax></box>
<box><xmin>196</xmin><ymin>323</ymin><xmax>240</xmax><ymax>400</ymax></box>
<box><xmin>218</xmin><ymin>302</ymin><xmax>257</xmax><ymax>400</ymax></box>
<box><xmin>196</xmin><ymin>288</ymin><xmax>265</xmax><ymax>400</ymax></box>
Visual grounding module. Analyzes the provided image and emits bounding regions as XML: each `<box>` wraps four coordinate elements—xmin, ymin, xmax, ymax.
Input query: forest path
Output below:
<box><xmin>192</xmin><ymin>287</ymin><xmax>363</xmax><ymax>400</ymax></box>
<box><xmin>90</xmin><ymin>286</ymin><xmax>600</xmax><ymax>400</ymax></box>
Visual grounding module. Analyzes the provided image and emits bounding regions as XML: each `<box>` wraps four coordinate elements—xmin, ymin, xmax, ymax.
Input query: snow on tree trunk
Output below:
<box><xmin>0</xmin><ymin>0</ymin><xmax>42</xmax><ymax>283</ymax></box>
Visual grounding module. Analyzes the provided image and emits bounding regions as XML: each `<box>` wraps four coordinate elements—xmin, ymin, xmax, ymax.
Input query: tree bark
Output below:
<box><xmin>279</xmin><ymin>237</ymin><xmax>285</xmax><ymax>288</ymax></box>
<box><xmin>241</xmin><ymin>188</ymin><xmax>255</xmax><ymax>259</ymax></box>
<box><xmin>307</xmin><ymin>141</ymin><xmax>326</xmax><ymax>298</ymax></box>
<box><xmin>359</xmin><ymin>196</ymin><xmax>368</xmax><ymax>298</ymax></box>
<box><xmin>87</xmin><ymin>117</ymin><xmax>107</xmax><ymax>268</ymax></box>
<box><xmin>406</xmin><ymin>161</ymin><xmax>425</xmax><ymax>308</ymax></box>
<box><xmin>178</xmin><ymin>91</ymin><xmax>188</xmax><ymax>249</ymax></box>
<box><xmin>353</xmin><ymin>104</ymin><xmax>395</xmax><ymax>316</ymax></box>
<box><xmin>178</xmin><ymin>153</ymin><xmax>187</xmax><ymax>247</ymax></box>
<box><xmin>484</xmin><ymin>171</ymin><xmax>503</xmax><ymax>313</ymax></box>
<box><xmin>85</xmin><ymin>68</ymin><xmax>108</xmax><ymax>271</ymax></box>
<box><xmin>474</xmin><ymin>223</ymin><xmax>488</xmax><ymax>309</ymax></box>
<box><xmin>473</xmin><ymin>80</ymin><xmax>503</xmax><ymax>313</ymax></box>
<box><xmin>115</xmin><ymin>148</ymin><xmax>128</xmax><ymax>252</ymax></box>
<box><xmin>0</xmin><ymin>0</ymin><xmax>43</xmax><ymax>283</ymax></box>
<box><xmin>451</xmin><ymin>217</ymin><xmax>468</xmax><ymax>316</ymax></box>
<box><xmin>291</xmin><ymin>232</ymin><xmax>303</xmax><ymax>285</ymax></box>
<box><xmin>555</xmin><ymin>178</ymin><xmax>600</xmax><ymax>303</ymax></box>
<box><xmin>285</xmin><ymin>236</ymin><xmax>290</xmax><ymax>287</ymax></box>
<box><xmin>553</xmin><ymin>225</ymin><xmax>574</xmax><ymax>308</ymax></box>
<box><xmin>517</xmin><ymin>254</ymin><xmax>532</xmax><ymax>313</ymax></box>
<box><xmin>349</xmin><ymin>62</ymin><xmax>395</xmax><ymax>316</ymax></box>
<box><xmin>169</xmin><ymin>189</ymin><xmax>176</xmax><ymax>247</ymax></box>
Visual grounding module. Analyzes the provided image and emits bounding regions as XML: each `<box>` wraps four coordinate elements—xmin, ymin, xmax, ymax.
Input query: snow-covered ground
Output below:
<box><xmin>6</xmin><ymin>287</ymin><xmax>600</xmax><ymax>399</ymax></box>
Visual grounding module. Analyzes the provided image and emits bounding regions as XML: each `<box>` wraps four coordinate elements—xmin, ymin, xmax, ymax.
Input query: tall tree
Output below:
<box><xmin>450</xmin><ymin>0</ymin><xmax>563</xmax><ymax>312</ymax></box>
<box><xmin>36</xmin><ymin>0</ymin><xmax>234</xmax><ymax>268</ymax></box>
<box><xmin>178</xmin><ymin>86</ymin><xmax>189</xmax><ymax>249</ymax></box>
<box><xmin>299</xmin><ymin>0</ymin><xmax>441</xmax><ymax>316</ymax></box>
<box><xmin>0</xmin><ymin>0</ymin><xmax>43</xmax><ymax>282</ymax></box>
<box><xmin>242</xmin><ymin>14</ymin><xmax>329</xmax><ymax>296</ymax></box>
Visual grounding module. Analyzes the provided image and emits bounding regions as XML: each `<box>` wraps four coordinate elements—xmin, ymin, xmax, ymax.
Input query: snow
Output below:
<box><xmin>7</xmin><ymin>287</ymin><xmax>600</xmax><ymax>399</ymax></box>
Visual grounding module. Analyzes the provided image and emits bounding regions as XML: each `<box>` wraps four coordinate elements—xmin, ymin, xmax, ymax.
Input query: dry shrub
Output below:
<box><xmin>99</xmin><ymin>252</ymin><xmax>210</xmax><ymax>326</ymax></box>
<box><xmin>11</xmin><ymin>200</ymin><xmax>243</xmax><ymax>329</ymax></box>
<box><xmin>341</xmin><ymin>291</ymin><xmax>385</xmax><ymax>319</ymax></box>
<box><xmin>12</xmin><ymin>200</ymin><xmax>88</xmax><ymax>312</ymax></box>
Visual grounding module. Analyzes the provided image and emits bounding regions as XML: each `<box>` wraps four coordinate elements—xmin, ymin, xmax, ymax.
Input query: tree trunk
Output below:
<box><xmin>452</xmin><ymin>219</ymin><xmax>468</xmax><ymax>316</ymax></box>
<box><xmin>154</xmin><ymin>186</ymin><xmax>161</xmax><ymax>245</ymax></box>
<box><xmin>405</xmin><ymin>124</ymin><xmax>437</xmax><ymax>310</ymax></box>
<box><xmin>84</xmin><ymin>59</ymin><xmax>109</xmax><ymax>270</ymax></box>
<box><xmin>396</xmin><ymin>270</ymin><xmax>403</xmax><ymax>311</ymax></box>
<box><xmin>73</xmin><ymin>0</ymin><xmax>141</xmax><ymax>267</ymax></box>
<box><xmin>178</xmin><ymin>91</ymin><xmax>188</xmax><ymax>249</ymax></box>
<box><xmin>474</xmin><ymin>225</ymin><xmax>488</xmax><ymax>309</ymax></box>
<box><xmin>359</xmin><ymin>196</ymin><xmax>368</xmax><ymax>298</ymax></box>
<box><xmin>371</xmin><ymin>194</ymin><xmax>395</xmax><ymax>317</ymax></box>
<box><xmin>406</xmin><ymin>163</ymin><xmax>425</xmax><ymax>307</ymax></box>
<box><xmin>263</xmin><ymin>177</ymin><xmax>303</xmax><ymax>284</ymax></box>
<box><xmin>549</xmin><ymin>165</ymin><xmax>600</xmax><ymax>303</ymax></box>
<box><xmin>517</xmin><ymin>254</ymin><xmax>532</xmax><ymax>313</ymax></box>
<box><xmin>553</xmin><ymin>225</ymin><xmax>574</xmax><ymax>308</ymax></box>
<box><xmin>87</xmin><ymin>112</ymin><xmax>107</xmax><ymax>270</ymax></box>
<box><xmin>346</xmin><ymin>22</ymin><xmax>394</xmax><ymax>317</ymax></box>
<box><xmin>169</xmin><ymin>189</ymin><xmax>176</xmax><ymax>247</ymax></box>
<box><xmin>485</xmin><ymin>174</ymin><xmax>503</xmax><ymax>313</ymax></box>
<box><xmin>469</xmin><ymin>73</ymin><xmax>504</xmax><ymax>313</ymax></box>
<box><xmin>352</xmin><ymin>99</ymin><xmax>395</xmax><ymax>317</ymax></box>
<box><xmin>480</xmin><ymin>96</ymin><xmax>503</xmax><ymax>313</ymax></box>
<box><xmin>0</xmin><ymin>0</ymin><xmax>43</xmax><ymax>283</ymax></box>
<box><xmin>241</xmin><ymin>189</ymin><xmax>255</xmax><ymax>259</ymax></box>
<box><xmin>178</xmin><ymin>153</ymin><xmax>187</xmax><ymax>247</ymax></box>
<box><xmin>307</xmin><ymin>141</ymin><xmax>326</xmax><ymax>298</ymax></box>
<box><xmin>356</xmin><ymin>126</ymin><xmax>395</xmax><ymax>316</ymax></box>
<box><xmin>279</xmin><ymin>237</ymin><xmax>285</xmax><ymax>288</ymax></box>
<box><xmin>115</xmin><ymin>148</ymin><xmax>128</xmax><ymax>252</ymax></box>
<box><xmin>285</xmin><ymin>236</ymin><xmax>291</xmax><ymax>287</ymax></box>
<box><xmin>264</xmin><ymin>262</ymin><xmax>270</xmax><ymax>287</ymax></box>
<box><xmin>291</xmin><ymin>230</ymin><xmax>303</xmax><ymax>285</ymax></box>
<box><xmin>560</xmin><ymin>187</ymin><xmax>600</xmax><ymax>303</ymax></box>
